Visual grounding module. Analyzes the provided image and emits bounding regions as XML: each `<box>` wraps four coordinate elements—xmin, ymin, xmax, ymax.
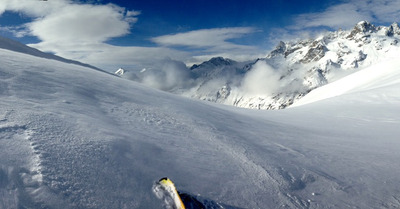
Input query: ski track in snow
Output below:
<box><xmin>101</xmin><ymin>99</ymin><xmax>342</xmax><ymax>208</ymax></box>
<box><xmin>0</xmin><ymin>110</ymin><xmax>45</xmax><ymax>209</ymax></box>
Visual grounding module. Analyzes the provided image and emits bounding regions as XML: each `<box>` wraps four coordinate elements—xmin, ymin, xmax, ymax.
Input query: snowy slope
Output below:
<box><xmin>291</xmin><ymin>57</ymin><xmax>400</xmax><ymax>106</ymax></box>
<box><xmin>1</xmin><ymin>41</ymin><xmax>400</xmax><ymax>209</ymax></box>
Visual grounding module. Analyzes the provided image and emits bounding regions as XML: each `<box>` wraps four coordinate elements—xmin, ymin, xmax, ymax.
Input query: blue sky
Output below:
<box><xmin>1</xmin><ymin>0</ymin><xmax>400</xmax><ymax>70</ymax></box>
<box><xmin>103</xmin><ymin>0</ymin><xmax>332</xmax><ymax>46</ymax></box>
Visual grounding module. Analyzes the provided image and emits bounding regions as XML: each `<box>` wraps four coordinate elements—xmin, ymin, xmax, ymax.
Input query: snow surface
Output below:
<box><xmin>1</xmin><ymin>43</ymin><xmax>400</xmax><ymax>209</ymax></box>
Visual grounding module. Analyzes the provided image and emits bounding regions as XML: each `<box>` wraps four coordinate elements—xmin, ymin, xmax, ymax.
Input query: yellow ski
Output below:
<box><xmin>153</xmin><ymin>177</ymin><xmax>186</xmax><ymax>209</ymax></box>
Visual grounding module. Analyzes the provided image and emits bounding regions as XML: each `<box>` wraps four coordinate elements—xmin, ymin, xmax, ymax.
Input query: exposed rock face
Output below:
<box><xmin>385</xmin><ymin>22</ymin><xmax>400</xmax><ymax>36</ymax></box>
<box><xmin>300</xmin><ymin>40</ymin><xmax>328</xmax><ymax>63</ymax></box>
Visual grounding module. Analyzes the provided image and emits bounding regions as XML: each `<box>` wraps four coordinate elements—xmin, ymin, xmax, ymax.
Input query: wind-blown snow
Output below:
<box><xmin>240</xmin><ymin>61</ymin><xmax>281</xmax><ymax>96</ymax></box>
<box><xmin>1</xmin><ymin>39</ymin><xmax>400</xmax><ymax>209</ymax></box>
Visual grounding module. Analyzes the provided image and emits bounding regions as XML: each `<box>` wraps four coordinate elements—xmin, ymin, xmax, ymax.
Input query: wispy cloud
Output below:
<box><xmin>151</xmin><ymin>27</ymin><xmax>263</xmax><ymax>63</ymax></box>
<box><xmin>0</xmin><ymin>25</ymin><xmax>29</xmax><ymax>38</ymax></box>
<box><xmin>152</xmin><ymin>27</ymin><xmax>256</xmax><ymax>50</ymax></box>
<box><xmin>290</xmin><ymin>3</ymin><xmax>370</xmax><ymax>30</ymax></box>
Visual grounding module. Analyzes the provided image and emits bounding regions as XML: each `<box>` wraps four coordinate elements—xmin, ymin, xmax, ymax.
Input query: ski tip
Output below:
<box><xmin>158</xmin><ymin>177</ymin><xmax>176</xmax><ymax>188</ymax></box>
<box><xmin>159</xmin><ymin>177</ymin><xmax>169</xmax><ymax>182</ymax></box>
<box><xmin>154</xmin><ymin>177</ymin><xmax>221</xmax><ymax>209</ymax></box>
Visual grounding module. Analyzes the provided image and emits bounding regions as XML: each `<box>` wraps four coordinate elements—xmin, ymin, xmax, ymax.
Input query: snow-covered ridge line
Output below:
<box><xmin>0</xmin><ymin>36</ymin><xmax>105</xmax><ymax>73</ymax></box>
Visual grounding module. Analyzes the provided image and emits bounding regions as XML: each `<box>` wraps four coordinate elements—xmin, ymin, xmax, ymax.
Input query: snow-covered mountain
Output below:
<box><xmin>0</xmin><ymin>33</ymin><xmax>400</xmax><ymax>208</ymax></box>
<box><xmin>122</xmin><ymin>21</ymin><xmax>400</xmax><ymax>109</ymax></box>
<box><xmin>248</xmin><ymin>21</ymin><xmax>400</xmax><ymax>109</ymax></box>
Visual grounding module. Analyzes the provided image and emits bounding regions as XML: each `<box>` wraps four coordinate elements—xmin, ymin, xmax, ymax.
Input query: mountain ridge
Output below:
<box><xmin>123</xmin><ymin>21</ymin><xmax>400</xmax><ymax>110</ymax></box>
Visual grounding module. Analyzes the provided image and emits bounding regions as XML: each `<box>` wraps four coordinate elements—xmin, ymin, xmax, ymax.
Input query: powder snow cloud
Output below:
<box><xmin>240</xmin><ymin>61</ymin><xmax>281</xmax><ymax>96</ymax></box>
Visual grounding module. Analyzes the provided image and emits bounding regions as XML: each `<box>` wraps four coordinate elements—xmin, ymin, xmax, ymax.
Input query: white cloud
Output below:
<box><xmin>0</xmin><ymin>0</ymin><xmax>139</xmax><ymax>45</ymax></box>
<box><xmin>0</xmin><ymin>25</ymin><xmax>29</xmax><ymax>38</ymax></box>
<box><xmin>28</xmin><ymin>4</ymin><xmax>132</xmax><ymax>44</ymax></box>
<box><xmin>126</xmin><ymin>10</ymin><xmax>141</xmax><ymax>17</ymax></box>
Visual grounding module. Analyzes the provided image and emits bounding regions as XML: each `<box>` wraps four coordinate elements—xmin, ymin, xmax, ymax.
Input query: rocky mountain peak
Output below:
<box><xmin>300</xmin><ymin>40</ymin><xmax>328</xmax><ymax>63</ymax></box>
<box><xmin>191</xmin><ymin>57</ymin><xmax>236</xmax><ymax>70</ymax></box>
<box><xmin>386</xmin><ymin>22</ymin><xmax>400</xmax><ymax>36</ymax></box>
<box><xmin>347</xmin><ymin>21</ymin><xmax>376</xmax><ymax>40</ymax></box>
<box><xmin>267</xmin><ymin>41</ymin><xmax>287</xmax><ymax>58</ymax></box>
<box><xmin>355</xmin><ymin>21</ymin><xmax>376</xmax><ymax>33</ymax></box>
